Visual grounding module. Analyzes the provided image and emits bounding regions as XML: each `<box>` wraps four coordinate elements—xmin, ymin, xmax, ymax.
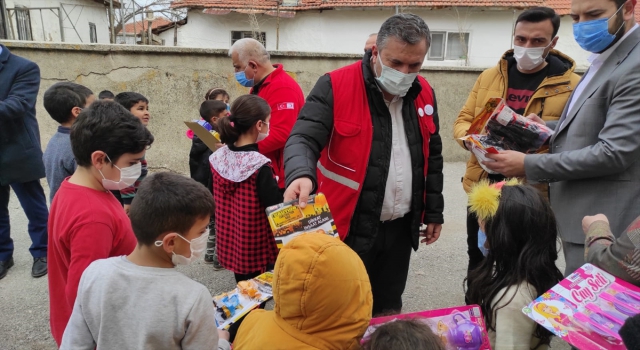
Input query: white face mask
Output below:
<box><xmin>374</xmin><ymin>53</ymin><xmax>418</xmax><ymax>97</ymax></box>
<box><xmin>98</xmin><ymin>156</ymin><xmax>142</xmax><ymax>191</ymax></box>
<box><xmin>513</xmin><ymin>41</ymin><xmax>552</xmax><ymax>71</ymax></box>
<box><xmin>257</xmin><ymin>121</ymin><xmax>269</xmax><ymax>142</ymax></box>
<box><xmin>155</xmin><ymin>229</ymin><xmax>209</xmax><ymax>266</ymax></box>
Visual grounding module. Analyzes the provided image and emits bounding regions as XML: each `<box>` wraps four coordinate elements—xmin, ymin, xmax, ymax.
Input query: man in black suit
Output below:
<box><xmin>0</xmin><ymin>44</ymin><xmax>49</xmax><ymax>279</ymax></box>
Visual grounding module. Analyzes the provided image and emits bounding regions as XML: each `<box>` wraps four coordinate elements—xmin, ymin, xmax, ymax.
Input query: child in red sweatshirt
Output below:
<box><xmin>47</xmin><ymin>100</ymin><xmax>154</xmax><ymax>345</ymax></box>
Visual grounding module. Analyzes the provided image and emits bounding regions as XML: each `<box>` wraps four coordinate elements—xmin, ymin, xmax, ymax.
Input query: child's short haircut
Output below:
<box><xmin>204</xmin><ymin>87</ymin><xmax>229</xmax><ymax>101</ymax></box>
<box><xmin>98</xmin><ymin>90</ymin><xmax>115</xmax><ymax>100</ymax></box>
<box><xmin>200</xmin><ymin>100</ymin><xmax>227</xmax><ymax>124</ymax></box>
<box><xmin>114</xmin><ymin>91</ymin><xmax>149</xmax><ymax>111</ymax></box>
<box><xmin>365</xmin><ymin>319</ymin><xmax>446</xmax><ymax>350</ymax></box>
<box><xmin>43</xmin><ymin>82</ymin><xmax>94</xmax><ymax>124</ymax></box>
<box><xmin>129</xmin><ymin>172</ymin><xmax>215</xmax><ymax>245</ymax></box>
<box><xmin>70</xmin><ymin>100</ymin><xmax>154</xmax><ymax>167</ymax></box>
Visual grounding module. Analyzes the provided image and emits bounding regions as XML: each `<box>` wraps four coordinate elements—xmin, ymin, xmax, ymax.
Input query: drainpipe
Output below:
<box><xmin>395</xmin><ymin>5</ymin><xmax>399</xmax><ymax>14</ymax></box>
<box><xmin>510</xmin><ymin>9</ymin><xmax>516</xmax><ymax>49</ymax></box>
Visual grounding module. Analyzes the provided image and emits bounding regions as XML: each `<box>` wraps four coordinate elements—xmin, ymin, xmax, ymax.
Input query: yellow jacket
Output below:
<box><xmin>233</xmin><ymin>233</ymin><xmax>373</xmax><ymax>350</ymax></box>
<box><xmin>453</xmin><ymin>49</ymin><xmax>581</xmax><ymax>193</ymax></box>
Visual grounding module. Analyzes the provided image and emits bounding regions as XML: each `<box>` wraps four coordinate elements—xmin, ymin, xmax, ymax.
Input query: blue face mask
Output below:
<box><xmin>478</xmin><ymin>229</ymin><xmax>489</xmax><ymax>257</ymax></box>
<box><xmin>235</xmin><ymin>71</ymin><xmax>254</xmax><ymax>88</ymax></box>
<box><xmin>573</xmin><ymin>4</ymin><xmax>625</xmax><ymax>53</ymax></box>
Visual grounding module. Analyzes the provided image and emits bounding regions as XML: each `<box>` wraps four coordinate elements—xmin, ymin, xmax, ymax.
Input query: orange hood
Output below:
<box><xmin>234</xmin><ymin>233</ymin><xmax>373</xmax><ymax>349</ymax></box>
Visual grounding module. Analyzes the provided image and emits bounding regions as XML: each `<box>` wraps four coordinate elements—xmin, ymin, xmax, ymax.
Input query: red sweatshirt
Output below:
<box><xmin>252</xmin><ymin>64</ymin><xmax>305</xmax><ymax>188</ymax></box>
<box><xmin>47</xmin><ymin>178</ymin><xmax>137</xmax><ymax>345</ymax></box>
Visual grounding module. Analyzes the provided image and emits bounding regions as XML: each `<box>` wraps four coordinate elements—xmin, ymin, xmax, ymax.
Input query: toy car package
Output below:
<box><xmin>465</xmin><ymin>98</ymin><xmax>553</xmax><ymax>154</ymax></box>
<box><xmin>265</xmin><ymin>193</ymin><xmax>339</xmax><ymax>249</ymax></box>
<box><xmin>361</xmin><ymin>305</ymin><xmax>491</xmax><ymax>350</ymax></box>
<box><xmin>213</xmin><ymin>271</ymin><xmax>274</xmax><ymax>330</ymax></box>
<box><xmin>523</xmin><ymin>264</ymin><xmax>640</xmax><ymax>350</ymax></box>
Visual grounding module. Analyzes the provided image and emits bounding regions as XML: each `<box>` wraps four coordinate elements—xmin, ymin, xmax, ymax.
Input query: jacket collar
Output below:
<box><xmin>252</xmin><ymin>64</ymin><xmax>284</xmax><ymax>94</ymax></box>
<box><xmin>362</xmin><ymin>50</ymin><xmax>422</xmax><ymax>101</ymax></box>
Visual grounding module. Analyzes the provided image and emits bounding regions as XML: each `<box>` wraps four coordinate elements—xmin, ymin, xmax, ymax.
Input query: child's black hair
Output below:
<box><xmin>129</xmin><ymin>172</ymin><xmax>215</xmax><ymax>245</ymax></box>
<box><xmin>200</xmin><ymin>100</ymin><xmax>227</xmax><ymax>125</ymax></box>
<box><xmin>70</xmin><ymin>100</ymin><xmax>154</xmax><ymax>167</ymax></box>
<box><xmin>43</xmin><ymin>82</ymin><xmax>94</xmax><ymax>124</ymax></box>
<box><xmin>98</xmin><ymin>90</ymin><xmax>115</xmax><ymax>100</ymax></box>
<box><xmin>364</xmin><ymin>319</ymin><xmax>446</xmax><ymax>350</ymax></box>
<box><xmin>204</xmin><ymin>87</ymin><xmax>229</xmax><ymax>101</ymax></box>
<box><xmin>466</xmin><ymin>184</ymin><xmax>563</xmax><ymax>348</ymax></box>
<box><xmin>621</xmin><ymin>314</ymin><xmax>640</xmax><ymax>350</ymax></box>
<box><xmin>217</xmin><ymin>94</ymin><xmax>270</xmax><ymax>145</ymax></box>
<box><xmin>114</xmin><ymin>91</ymin><xmax>149</xmax><ymax>111</ymax></box>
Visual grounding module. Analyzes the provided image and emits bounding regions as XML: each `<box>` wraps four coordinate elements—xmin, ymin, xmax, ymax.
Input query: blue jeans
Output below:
<box><xmin>0</xmin><ymin>180</ymin><xmax>49</xmax><ymax>261</ymax></box>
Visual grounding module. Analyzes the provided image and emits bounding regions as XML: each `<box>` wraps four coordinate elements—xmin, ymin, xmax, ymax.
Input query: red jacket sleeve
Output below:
<box><xmin>65</xmin><ymin>222</ymin><xmax>114</xmax><ymax>309</ymax></box>
<box><xmin>257</xmin><ymin>87</ymin><xmax>301</xmax><ymax>155</ymax></box>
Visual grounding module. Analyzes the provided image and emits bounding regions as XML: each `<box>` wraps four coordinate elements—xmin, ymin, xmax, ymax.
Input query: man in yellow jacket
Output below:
<box><xmin>453</xmin><ymin>7</ymin><xmax>580</xmax><ymax>299</ymax></box>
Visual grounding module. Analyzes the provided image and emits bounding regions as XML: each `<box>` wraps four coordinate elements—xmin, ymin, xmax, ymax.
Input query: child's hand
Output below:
<box><xmin>215</xmin><ymin>143</ymin><xmax>224</xmax><ymax>150</ymax></box>
<box><xmin>582</xmin><ymin>214</ymin><xmax>609</xmax><ymax>234</ymax></box>
<box><xmin>217</xmin><ymin>329</ymin><xmax>230</xmax><ymax>341</ymax></box>
<box><xmin>124</xmin><ymin>204</ymin><xmax>131</xmax><ymax>216</ymax></box>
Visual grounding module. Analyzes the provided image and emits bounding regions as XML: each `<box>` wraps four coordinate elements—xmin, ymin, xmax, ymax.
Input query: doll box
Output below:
<box><xmin>523</xmin><ymin>264</ymin><xmax>640</xmax><ymax>350</ymax></box>
<box><xmin>361</xmin><ymin>305</ymin><xmax>492</xmax><ymax>350</ymax></box>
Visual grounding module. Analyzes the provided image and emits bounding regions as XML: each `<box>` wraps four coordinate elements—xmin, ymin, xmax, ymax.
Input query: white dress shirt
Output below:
<box><xmin>566</xmin><ymin>24</ymin><xmax>639</xmax><ymax>119</ymax></box>
<box><xmin>380</xmin><ymin>96</ymin><xmax>413</xmax><ymax>222</ymax></box>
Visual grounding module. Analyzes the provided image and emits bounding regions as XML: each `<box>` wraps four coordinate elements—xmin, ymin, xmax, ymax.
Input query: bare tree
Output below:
<box><xmin>453</xmin><ymin>6</ymin><xmax>472</xmax><ymax>66</ymax></box>
<box><xmin>108</xmin><ymin>0</ymin><xmax>184</xmax><ymax>41</ymax></box>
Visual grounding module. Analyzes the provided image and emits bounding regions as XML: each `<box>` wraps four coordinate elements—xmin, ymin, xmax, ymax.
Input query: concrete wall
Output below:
<box><xmin>5</xmin><ymin>0</ymin><xmax>110</xmax><ymax>44</ymax></box>
<box><xmin>177</xmin><ymin>8</ymin><xmax>591</xmax><ymax>69</ymax></box>
<box><xmin>5</xmin><ymin>41</ymin><xmax>491</xmax><ymax>175</ymax></box>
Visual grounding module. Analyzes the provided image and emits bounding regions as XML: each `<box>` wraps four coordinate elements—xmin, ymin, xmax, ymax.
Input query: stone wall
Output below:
<box><xmin>4</xmin><ymin>41</ymin><xmax>483</xmax><ymax>175</ymax></box>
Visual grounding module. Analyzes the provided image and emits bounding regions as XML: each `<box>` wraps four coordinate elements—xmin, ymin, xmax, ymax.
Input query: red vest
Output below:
<box><xmin>318</xmin><ymin>61</ymin><xmax>436</xmax><ymax>240</ymax></box>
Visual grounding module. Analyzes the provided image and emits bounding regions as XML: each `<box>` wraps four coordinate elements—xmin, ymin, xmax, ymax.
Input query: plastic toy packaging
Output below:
<box><xmin>464</xmin><ymin>97</ymin><xmax>554</xmax><ymax>154</ymax></box>
<box><xmin>524</xmin><ymin>264</ymin><xmax>640</xmax><ymax>350</ymax></box>
<box><xmin>460</xmin><ymin>134</ymin><xmax>504</xmax><ymax>174</ymax></box>
<box><xmin>361</xmin><ymin>305</ymin><xmax>491</xmax><ymax>350</ymax></box>
<box><xmin>212</xmin><ymin>271</ymin><xmax>274</xmax><ymax>330</ymax></box>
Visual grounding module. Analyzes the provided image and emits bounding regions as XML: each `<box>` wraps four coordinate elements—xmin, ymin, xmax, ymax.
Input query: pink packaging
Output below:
<box><xmin>361</xmin><ymin>305</ymin><xmax>491</xmax><ymax>350</ymax></box>
<box><xmin>523</xmin><ymin>264</ymin><xmax>640</xmax><ymax>349</ymax></box>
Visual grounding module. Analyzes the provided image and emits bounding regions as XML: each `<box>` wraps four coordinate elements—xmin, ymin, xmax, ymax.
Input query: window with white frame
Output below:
<box><xmin>89</xmin><ymin>22</ymin><xmax>97</xmax><ymax>43</ymax></box>
<box><xmin>428</xmin><ymin>31</ymin><xmax>470</xmax><ymax>61</ymax></box>
<box><xmin>231</xmin><ymin>31</ymin><xmax>266</xmax><ymax>47</ymax></box>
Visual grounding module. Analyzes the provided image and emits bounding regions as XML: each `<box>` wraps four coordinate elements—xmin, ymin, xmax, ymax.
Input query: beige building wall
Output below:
<box><xmin>5</xmin><ymin>41</ymin><xmax>482</xmax><ymax>175</ymax></box>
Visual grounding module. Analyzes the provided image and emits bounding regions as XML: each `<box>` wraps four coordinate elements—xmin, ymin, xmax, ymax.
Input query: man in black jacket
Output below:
<box><xmin>283</xmin><ymin>14</ymin><xmax>444</xmax><ymax>315</ymax></box>
<box><xmin>0</xmin><ymin>45</ymin><xmax>49</xmax><ymax>279</ymax></box>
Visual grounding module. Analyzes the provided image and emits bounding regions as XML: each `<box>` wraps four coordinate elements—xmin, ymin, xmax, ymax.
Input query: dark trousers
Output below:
<box><xmin>0</xmin><ymin>180</ymin><xmax>49</xmax><ymax>261</ymax></box>
<box><xmin>359</xmin><ymin>216</ymin><xmax>413</xmax><ymax>316</ymax></box>
<box><xmin>465</xmin><ymin>208</ymin><xmax>485</xmax><ymax>303</ymax></box>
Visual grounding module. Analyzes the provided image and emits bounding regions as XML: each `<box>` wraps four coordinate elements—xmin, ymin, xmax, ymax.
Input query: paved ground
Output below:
<box><xmin>0</xmin><ymin>162</ymin><xmax>570</xmax><ymax>349</ymax></box>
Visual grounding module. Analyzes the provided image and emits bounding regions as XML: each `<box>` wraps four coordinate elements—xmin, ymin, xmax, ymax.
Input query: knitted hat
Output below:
<box><xmin>468</xmin><ymin>179</ymin><xmax>520</xmax><ymax>221</ymax></box>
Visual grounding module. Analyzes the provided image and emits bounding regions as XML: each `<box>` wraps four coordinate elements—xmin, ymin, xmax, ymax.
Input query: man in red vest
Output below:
<box><xmin>229</xmin><ymin>38</ymin><xmax>304</xmax><ymax>189</ymax></box>
<box><xmin>283</xmin><ymin>14</ymin><xmax>444</xmax><ymax>316</ymax></box>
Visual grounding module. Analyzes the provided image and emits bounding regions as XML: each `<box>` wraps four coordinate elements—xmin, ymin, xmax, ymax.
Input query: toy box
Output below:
<box><xmin>361</xmin><ymin>305</ymin><xmax>491</xmax><ymax>350</ymax></box>
<box><xmin>265</xmin><ymin>193</ymin><xmax>339</xmax><ymax>249</ymax></box>
<box><xmin>213</xmin><ymin>271</ymin><xmax>274</xmax><ymax>330</ymax></box>
<box><xmin>523</xmin><ymin>264</ymin><xmax>640</xmax><ymax>349</ymax></box>
<box><xmin>184</xmin><ymin>121</ymin><xmax>221</xmax><ymax>151</ymax></box>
